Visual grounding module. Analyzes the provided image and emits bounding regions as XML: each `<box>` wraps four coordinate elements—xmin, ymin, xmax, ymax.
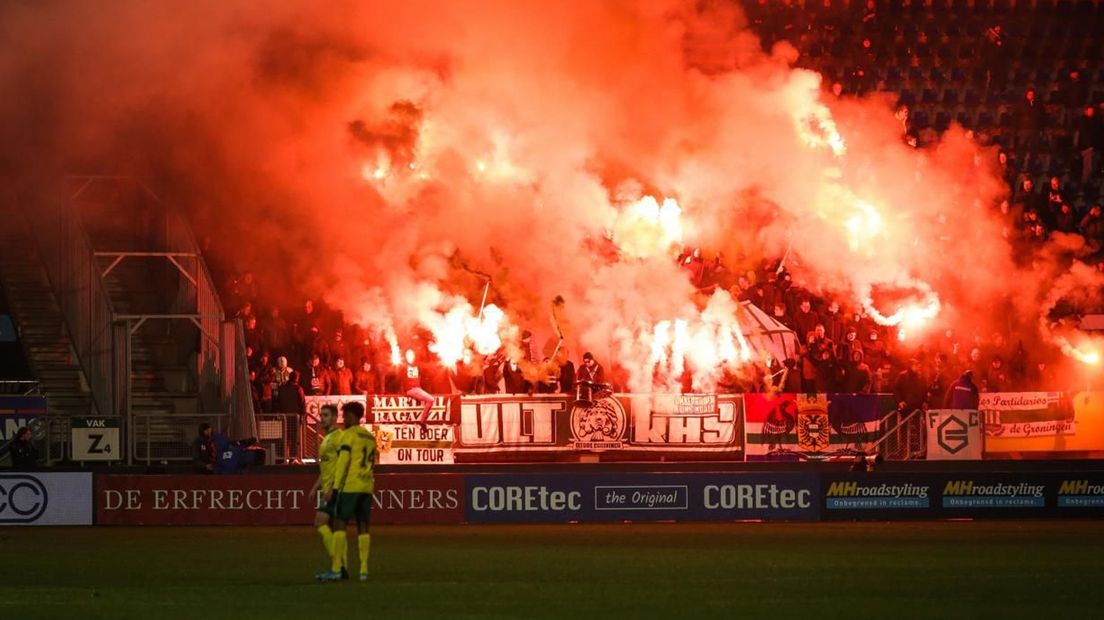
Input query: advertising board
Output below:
<box><xmin>820</xmin><ymin>472</ymin><xmax>1104</xmax><ymax>519</ymax></box>
<box><xmin>0</xmin><ymin>473</ymin><xmax>92</xmax><ymax>526</ymax></box>
<box><xmin>96</xmin><ymin>473</ymin><xmax>464</xmax><ymax>525</ymax></box>
<box><xmin>464</xmin><ymin>472</ymin><xmax>819</xmax><ymax>523</ymax></box>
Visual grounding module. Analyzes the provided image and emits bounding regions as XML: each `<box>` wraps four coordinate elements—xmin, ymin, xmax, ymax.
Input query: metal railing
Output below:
<box><xmin>873</xmin><ymin>408</ymin><xmax>927</xmax><ymax>461</ymax></box>
<box><xmin>256</xmin><ymin>412</ymin><xmax>305</xmax><ymax>464</ymax></box>
<box><xmin>165</xmin><ymin>201</ymin><xmax>255</xmax><ymax>441</ymax></box>
<box><xmin>0</xmin><ymin>379</ymin><xmax>40</xmax><ymax>395</ymax></box>
<box><xmin>130</xmin><ymin>412</ymin><xmax>228</xmax><ymax>465</ymax></box>
<box><xmin>30</xmin><ymin>183</ymin><xmax>123</xmax><ymax>418</ymax></box>
<box><xmin>223</xmin><ymin>320</ymin><xmax>257</xmax><ymax>440</ymax></box>
<box><xmin>42</xmin><ymin>415</ymin><xmax>74</xmax><ymax>465</ymax></box>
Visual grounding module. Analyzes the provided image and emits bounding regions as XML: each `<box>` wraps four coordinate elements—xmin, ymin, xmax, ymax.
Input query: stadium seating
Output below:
<box><xmin>756</xmin><ymin>0</ymin><xmax>1103</xmax><ymax>214</ymax></box>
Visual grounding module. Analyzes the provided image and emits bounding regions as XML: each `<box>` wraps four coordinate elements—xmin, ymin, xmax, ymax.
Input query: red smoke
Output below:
<box><xmin>1</xmin><ymin>0</ymin><xmax>1099</xmax><ymax>390</ymax></box>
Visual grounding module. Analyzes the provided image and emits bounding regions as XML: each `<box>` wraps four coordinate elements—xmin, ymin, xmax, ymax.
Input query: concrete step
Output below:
<box><xmin>33</xmin><ymin>361</ymin><xmax>80</xmax><ymax>369</ymax></box>
<box><xmin>14</xmin><ymin>327</ymin><xmax>66</xmax><ymax>336</ymax></box>
<box><xmin>23</xmin><ymin>350</ymin><xmax>71</xmax><ymax>359</ymax></box>
<box><xmin>36</xmin><ymin>378</ymin><xmax>82</xmax><ymax>388</ymax></box>
<box><xmin>12</xmin><ymin>317</ymin><xmax>65</xmax><ymax>326</ymax></box>
<box><xmin>46</xmin><ymin>397</ymin><xmax>94</xmax><ymax>412</ymax></box>
<box><xmin>8</xmin><ymin>303</ymin><xmax>61</xmax><ymax>312</ymax></box>
<box><xmin>37</xmin><ymin>369</ymin><xmax>83</xmax><ymax>380</ymax></box>
<box><xmin>20</xmin><ymin>346</ymin><xmax>68</xmax><ymax>353</ymax></box>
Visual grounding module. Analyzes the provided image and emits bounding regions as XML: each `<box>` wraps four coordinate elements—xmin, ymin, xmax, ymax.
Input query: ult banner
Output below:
<box><xmin>455</xmin><ymin>394</ymin><xmax>572</xmax><ymax>456</ymax></box>
<box><xmin>744</xmin><ymin>393</ymin><xmax>887</xmax><ymax>461</ymax></box>
<box><xmin>926</xmin><ymin>410</ymin><xmax>982</xmax><ymax>460</ymax></box>
<box><xmin>454</xmin><ymin>394</ymin><xmax>745</xmax><ymax>461</ymax></box>
<box><xmin>464</xmin><ymin>472</ymin><xmax>819</xmax><ymax>523</ymax></box>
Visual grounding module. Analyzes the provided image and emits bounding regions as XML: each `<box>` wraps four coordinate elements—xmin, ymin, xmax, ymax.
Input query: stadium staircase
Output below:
<box><xmin>67</xmin><ymin>177</ymin><xmax>255</xmax><ymax>462</ymax></box>
<box><xmin>0</xmin><ymin>192</ymin><xmax>95</xmax><ymax>419</ymax></box>
<box><xmin>1</xmin><ymin>177</ymin><xmax>255</xmax><ymax>465</ymax></box>
<box><xmin>95</xmin><ymin>245</ymin><xmax>200</xmax><ymax>420</ymax></box>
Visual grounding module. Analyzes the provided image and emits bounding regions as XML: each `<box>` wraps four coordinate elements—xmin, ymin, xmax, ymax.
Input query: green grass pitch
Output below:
<box><xmin>2</xmin><ymin>521</ymin><xmax>1102</xmax><ymax>619</ymax></box>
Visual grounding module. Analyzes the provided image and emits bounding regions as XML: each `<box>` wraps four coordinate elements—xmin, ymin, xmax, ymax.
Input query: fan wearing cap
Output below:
<box><xmin>943</xmin><ymin>369</ymin><xmax>980</xmax><ymax>410</ymax></box>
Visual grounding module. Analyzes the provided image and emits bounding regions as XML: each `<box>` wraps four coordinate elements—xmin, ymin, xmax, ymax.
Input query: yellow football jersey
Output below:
<box><xmin>333</xmin><ymin>425</ymin><xmax>377</xmax><ymax>494</ymax></box>
<box><xmin>318</xmin><ymin>427</ymin><xmax>342</xmax><ymax>492</ymax></box>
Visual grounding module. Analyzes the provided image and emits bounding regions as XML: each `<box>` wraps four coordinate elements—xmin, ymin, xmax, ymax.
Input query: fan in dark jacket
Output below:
<box><xmin>944</xmin><ymin>370</ymin><xmax>981</xmax><ymax>410</ymax></box>
<box><xmin>9</xmin><ymin>427</ymin><xmax>38</xmax><ymax>470</ymax></box>
<box><xmin>893</xmin><ymin>359</ymin><xmax>928</xmax><ymax>414</ymax></box>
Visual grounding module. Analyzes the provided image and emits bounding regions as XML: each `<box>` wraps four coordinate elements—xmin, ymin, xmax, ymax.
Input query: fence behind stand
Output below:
<box><xmin>877</xmin><ymin>408</ymin><xmax>927</xmax><ymax>461</ymax></box>
<box><xmin>130</xmin><ymin>412</ymin><xmax>228</xmax><ymax>465</ymax></box>
<box><xmin>256</xmin><ymin>412</ymin><xmax>303</xmax><ymax>464</ymax></box>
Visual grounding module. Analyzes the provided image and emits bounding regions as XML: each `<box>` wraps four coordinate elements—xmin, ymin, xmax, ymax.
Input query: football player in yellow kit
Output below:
<box><xmin>310</xmin><ymin>405</ymin><xmax>347</xmax><ymax>580</ymax></box>
<box><xmin>318</xmin><ymin>401</ymin><xmax>377</xmax><ymax>582</ymax></box>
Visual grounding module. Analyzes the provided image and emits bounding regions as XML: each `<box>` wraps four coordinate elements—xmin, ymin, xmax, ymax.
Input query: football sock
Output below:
<box><xmin>317</xmin><ymin>524</ymin><xmax>334</xmax><ymax>560</ymax></box>
<box><xmin>332</xmin><ymin>531</ymin><xmax>347</xmax><ymax>573</ymax></box>
<box><xmin>358</xmin><ymin>533</ymin><xmax>371</xmax><ymax>574</ymax></box>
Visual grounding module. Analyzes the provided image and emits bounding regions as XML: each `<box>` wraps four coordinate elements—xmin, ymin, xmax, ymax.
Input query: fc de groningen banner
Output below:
<box><xmin>980</xmin><ymin>392</ymin><xmax>1074</xmax><ymax>439</ymax></box>
<box><xmin>453</xmin><ymin>394</ymin><xmax>743</xmax><ymax>462</ymax></box>
<box><xmin>980</xmin><ymin>391</ymin><xmax>1104</xmax><ymax>454</ymax></box>
<box><xmin>743</xmin><ymin>393</ymin><xmax>891</xmax><ymax>461</ymax></box>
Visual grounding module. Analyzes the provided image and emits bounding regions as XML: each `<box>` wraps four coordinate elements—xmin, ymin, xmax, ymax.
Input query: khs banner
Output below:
<box><xmin>624</xmin><ymin>394</ymin><xmax>742</xmax><ymax>453</ymax></box>
<box><xmin>95</xmin><ymin>473</ymin><xmax>464</xmax><ymax>525</ymax></box>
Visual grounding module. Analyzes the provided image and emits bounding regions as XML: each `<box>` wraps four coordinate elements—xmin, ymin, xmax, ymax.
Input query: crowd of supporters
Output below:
<box><xmin>226</xmin><ymin>245</ymin><xmax>1075</xmax><ymax>416</ymax></box>
<box><xmin>684</xmin><ymin>249</ymin><xmax>1055</xmax><ymax>400</ymax></box>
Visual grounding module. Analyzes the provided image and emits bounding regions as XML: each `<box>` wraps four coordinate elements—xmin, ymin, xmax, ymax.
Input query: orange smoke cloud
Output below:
<box><xmin>2</xmin><ymin>0</ymin><xmax>1100</xmax><ymax>390</ymax></box>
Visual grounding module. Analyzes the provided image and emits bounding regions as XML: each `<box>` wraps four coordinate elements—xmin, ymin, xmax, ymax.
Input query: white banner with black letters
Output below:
<box><xmin>926</xmin><ymin>410</ymin><xmax>982</xmax><ymax>460</ymax></box>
